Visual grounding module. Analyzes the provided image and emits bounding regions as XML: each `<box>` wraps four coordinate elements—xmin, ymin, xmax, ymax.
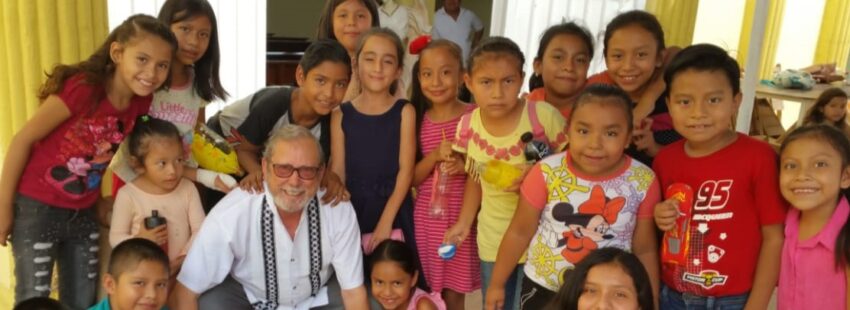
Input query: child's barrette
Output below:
<box><xmin>409</xmin><ymin>35</ymin><xmax>431</xmax><ymax>55</ymax></box>
<box><xmin>141</xmin><ymin>115</ymin><xmax>150</xmax><ymax>122</ymax></box>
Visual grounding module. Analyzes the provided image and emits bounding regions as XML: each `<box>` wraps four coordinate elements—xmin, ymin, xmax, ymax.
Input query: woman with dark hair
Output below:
<box><xmin>548</xmin><ymin>248</ymin><xmax>654</xmax><ymax>310</ymax></box>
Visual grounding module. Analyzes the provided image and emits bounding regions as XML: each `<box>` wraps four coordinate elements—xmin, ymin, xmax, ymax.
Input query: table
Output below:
<box><xmin>754</xmin><ymin>82</ymin><xmax>850</xmax><ymax>123</ymax></box>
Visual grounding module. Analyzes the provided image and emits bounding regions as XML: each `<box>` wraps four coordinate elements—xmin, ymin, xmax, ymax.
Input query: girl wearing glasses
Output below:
<box><xmin>109</xmin><ymin>116</ymin><xmax>206</xmax><ymax>284</ymax></box>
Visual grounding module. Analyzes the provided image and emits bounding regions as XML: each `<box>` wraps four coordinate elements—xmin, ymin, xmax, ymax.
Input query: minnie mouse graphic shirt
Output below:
<box><xmin>17</xmin><ymin>74</ymin><xmax>151</xmax><ymax>209</ymax></box>
<box><xmin>519</xmin><ymin>151</ymin><xmax>659</xmax><ymax>292</ymax></box>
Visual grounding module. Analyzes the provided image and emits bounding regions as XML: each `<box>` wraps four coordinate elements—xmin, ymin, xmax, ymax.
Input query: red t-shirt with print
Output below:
<box><xmin>17</xmin><ymin>74</ymin><xmax>152</xmax><ymax>209</ymax></box>
<box><xmin>653</xmin><ymin>133</ymin><xmax>787</xmax><ymax>296</ymax></box>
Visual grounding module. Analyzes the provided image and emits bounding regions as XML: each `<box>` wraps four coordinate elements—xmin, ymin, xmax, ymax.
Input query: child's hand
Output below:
<box><xmin>633</xmin><ymin>117</ymin><xmax>653</xmax><ymax>138</ymax></box>
<box><xmin>484</xmin><ymin>286</ymin><xmax>505</xmax><ymax>310</ymax></box>
<box><xmin>437</xmin><ymin>140</ymin><xmax>455</xmax><ymax>162</ymax></box>
<box><xmin>442</xmin><ymin>156</ymin><xmax>465</xmax><ymax>175</ymax></box>
<box><xmin>137</xmin><ymin>224</ymin><xmax>168</xmax><ymax>246</ymax></box>
<box><xmin>368</xmin><ymin>223</ymin><xmax>393</xmax><ymax>253</ymax></box>
<box><xmin>213</xmin><ymin>174</ymin><xmax>237</xmax><ymax>193</ymax></box>
<box><xmin>0</xmin><ymin>205</ymin><xmax>11</xmax><ymax>246</ymax></box>
<box><xmin>197</xmin><ymin>169</ymin><xmax>237</xmax><ymax>193</ymax></box>
<box><xmin>443</xmin><ymin>222</ymin><xmax>470</xmax><ymax>248</ymax></box>
<box><xmin>633</xmin><ymin>118</ymin><xmax>660</xmax><ymax>156</ymax></box>
<box><xmin>213</xmin><ymin>177</ymin><xmax>232</xmax><ymax>193</ymax></box>
<box><xmin>321</xmin><ymin>170</ymin><xmax>350</xmax><ymax>206</ymax></box>
<box><xmin>239</xmin><ymin>170</ymin><xmax>264</xmax><ymax>193</ymax></box>
<box><xmin>654</xmin><ymin>198</ymin><xmax>680</xmax><ymax>232</ymax></box>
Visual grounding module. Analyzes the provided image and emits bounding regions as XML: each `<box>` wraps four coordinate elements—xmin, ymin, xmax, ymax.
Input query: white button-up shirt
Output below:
<box><xmin>379</xmin><ymin>4</ymin><xmax>410</xmax><ymax>41</ymax></box>
<box><xmin>177</xmin><ymin>186</ymin><xmax>363</xmax><ymax>309</ymax></box>
<box><xmin>431</xmin><ymin>7</ymin><xmax>484</xmax><ymax>66</ymax></box>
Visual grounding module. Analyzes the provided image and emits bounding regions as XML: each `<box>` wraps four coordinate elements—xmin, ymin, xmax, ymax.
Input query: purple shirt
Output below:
<box><xmin>778</xmin><ymin>197</ymin><xmax>849</xmax><ymax>310</ymax></box>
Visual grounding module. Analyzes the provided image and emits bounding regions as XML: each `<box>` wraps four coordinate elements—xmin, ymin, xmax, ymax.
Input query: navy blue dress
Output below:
<box><xmin>341</xmin><ymin>99</ymin><xmax>416</xmax><ymax>246</ymax></box>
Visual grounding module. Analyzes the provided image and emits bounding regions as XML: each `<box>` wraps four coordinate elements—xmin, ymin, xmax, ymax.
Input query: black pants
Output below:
<box><xmin>198</xmin><ymin>274</ymin><xmax>344</xmax><ymax>309</ymax></box>
<box><xmin>519</xmin><ymin>276</ymin><xmax>556</xmax><ymax>310</ymax></box>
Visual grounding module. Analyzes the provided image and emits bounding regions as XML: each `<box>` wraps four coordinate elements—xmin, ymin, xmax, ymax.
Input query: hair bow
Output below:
<box><xmin>409</xmin><ymin>35</ymin><xmax>432</xmax><ymax>55</ymax></box>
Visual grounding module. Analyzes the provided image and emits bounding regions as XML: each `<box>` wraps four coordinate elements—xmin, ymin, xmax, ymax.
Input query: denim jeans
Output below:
<box><xmin>661</xmin><ymin>284</ymin><xmax>749</xmax><ymax>310</ymax></box>
<box><xmin>11</xmin><ymin>195</ymin><xmax>100</xmax><ymax>310</ymax></box>
<box><xmin>481</xmin><ymin>261</ymin><xmax>524</xmax><ymax>310</ymax></box>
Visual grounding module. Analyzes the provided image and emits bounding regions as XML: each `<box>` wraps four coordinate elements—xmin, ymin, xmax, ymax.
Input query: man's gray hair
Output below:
<box><xmin>262</xmin><ymin>124</ymin><xmax>325</xmax><ymax>164</ymax></box>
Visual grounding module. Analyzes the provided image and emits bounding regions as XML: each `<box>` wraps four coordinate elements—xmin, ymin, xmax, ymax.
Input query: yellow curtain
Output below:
<box><xmin>0</xmin><ymin>0</ymin><xmax>108</xmax><ymax>160</ymax></box>
<box><xmin>813</xmin><ymin>0</ymin><xmax>850</xmax><ymax>70</ymax></box>
<box><xmin>0</xmin><ymin>0</ymin><xmax>107</xmax><ymax>306</ymax></box>
<box><xmin>737</xmin><ymin>0</ymin><xmax>786</xmax><ymax>80</ymax></box>
<box><xmin>645</xmin><ymin>0</ymin><xmax>700</xmax><ymax>48</ymax></box>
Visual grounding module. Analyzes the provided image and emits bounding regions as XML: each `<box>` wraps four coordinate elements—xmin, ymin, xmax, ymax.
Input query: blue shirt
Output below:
<box><xmin>88</xmin><ymin>298</ymin><xmax>169</xmax><ymax>310</ymax></box>
<box><xmin>88</xmin><ymin>298</ymin><xmax>111</xmax><ymax>310</ymax></box>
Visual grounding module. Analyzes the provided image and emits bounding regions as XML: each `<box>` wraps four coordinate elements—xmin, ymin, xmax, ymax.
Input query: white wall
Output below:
<box><xmin>774</xmin><ymin>0</ymin><xmax>825</xmax><ymax>71</ymax></box>
<box><xmin>691</xmin><ymin>0</ymin><xmax>745</xmax><ymax>55</ymax></box>
<box><xmin>107</xmin><ymin>0</ymin><xmax>267</xmax><ymax>118</ymax></box>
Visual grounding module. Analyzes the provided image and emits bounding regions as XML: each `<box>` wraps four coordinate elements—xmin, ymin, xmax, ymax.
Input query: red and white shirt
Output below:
<box><xmin>18</xmin><ymin>74</ymin><xmax>151</xmax><ymax>209</ymax></box>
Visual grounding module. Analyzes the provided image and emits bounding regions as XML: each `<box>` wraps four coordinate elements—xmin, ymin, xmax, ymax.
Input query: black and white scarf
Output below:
<box><xmin>252</xmin><ymin>196</ymin><xmax>322</xmax><ymax>310</ymax></box>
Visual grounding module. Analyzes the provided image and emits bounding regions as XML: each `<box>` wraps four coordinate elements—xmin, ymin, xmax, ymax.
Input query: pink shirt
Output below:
<box><xmin>778</xmin><ymin>197</ymin><xmax>849</xmax><ymax>310</ymax></box>
<box><xmin>109</xmin><ymin>179</ymin><xmax>205</xmax><ymax>266</ymax></box>
<box><xmin>407</xmin><ymin>288</ymin><xmax>446</xmax><ymax>310</ymax></box>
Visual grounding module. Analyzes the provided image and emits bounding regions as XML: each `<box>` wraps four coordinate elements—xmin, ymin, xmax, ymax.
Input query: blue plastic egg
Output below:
<box><xmin>438</xmin><ymin>244</ymin><xmax>456</xmax><ymax>260</ymax></box>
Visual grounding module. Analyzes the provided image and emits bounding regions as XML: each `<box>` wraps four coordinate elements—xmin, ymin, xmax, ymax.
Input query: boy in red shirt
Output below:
<box><xmin>653</xmin><ymin>44</ymin><xmax>786</xmax><ymax>309</ymax></box>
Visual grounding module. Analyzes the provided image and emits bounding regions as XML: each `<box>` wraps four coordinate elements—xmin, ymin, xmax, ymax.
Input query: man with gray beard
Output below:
<box><xmin>171</xmin><ymin>124</ymin><xmax>368</xmax><ymax>310</ymax></box>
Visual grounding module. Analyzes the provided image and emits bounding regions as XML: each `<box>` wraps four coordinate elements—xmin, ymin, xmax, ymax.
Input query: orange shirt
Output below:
<box><xmin>527</xmin><ymin>88</ymin><xmax>573</xmax><ymax>120</ymax></box>
<box><xmin>586</xmin><ymin>71</ymin><xmax>616</xmax><ymax>86</ymax></box>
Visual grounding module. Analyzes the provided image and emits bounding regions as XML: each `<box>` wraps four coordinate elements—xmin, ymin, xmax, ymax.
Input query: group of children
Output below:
<box><xmin>2</xmin><ymin>0</ymin><xmax>850</xmax><ymax>310</ymax></box>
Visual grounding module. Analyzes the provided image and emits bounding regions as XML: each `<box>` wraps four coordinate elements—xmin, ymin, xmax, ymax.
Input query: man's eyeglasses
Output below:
<box><xmin>271</xmin><ymin>164</ymin><xmax>323</xmax><ymax>180</ymax></box>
